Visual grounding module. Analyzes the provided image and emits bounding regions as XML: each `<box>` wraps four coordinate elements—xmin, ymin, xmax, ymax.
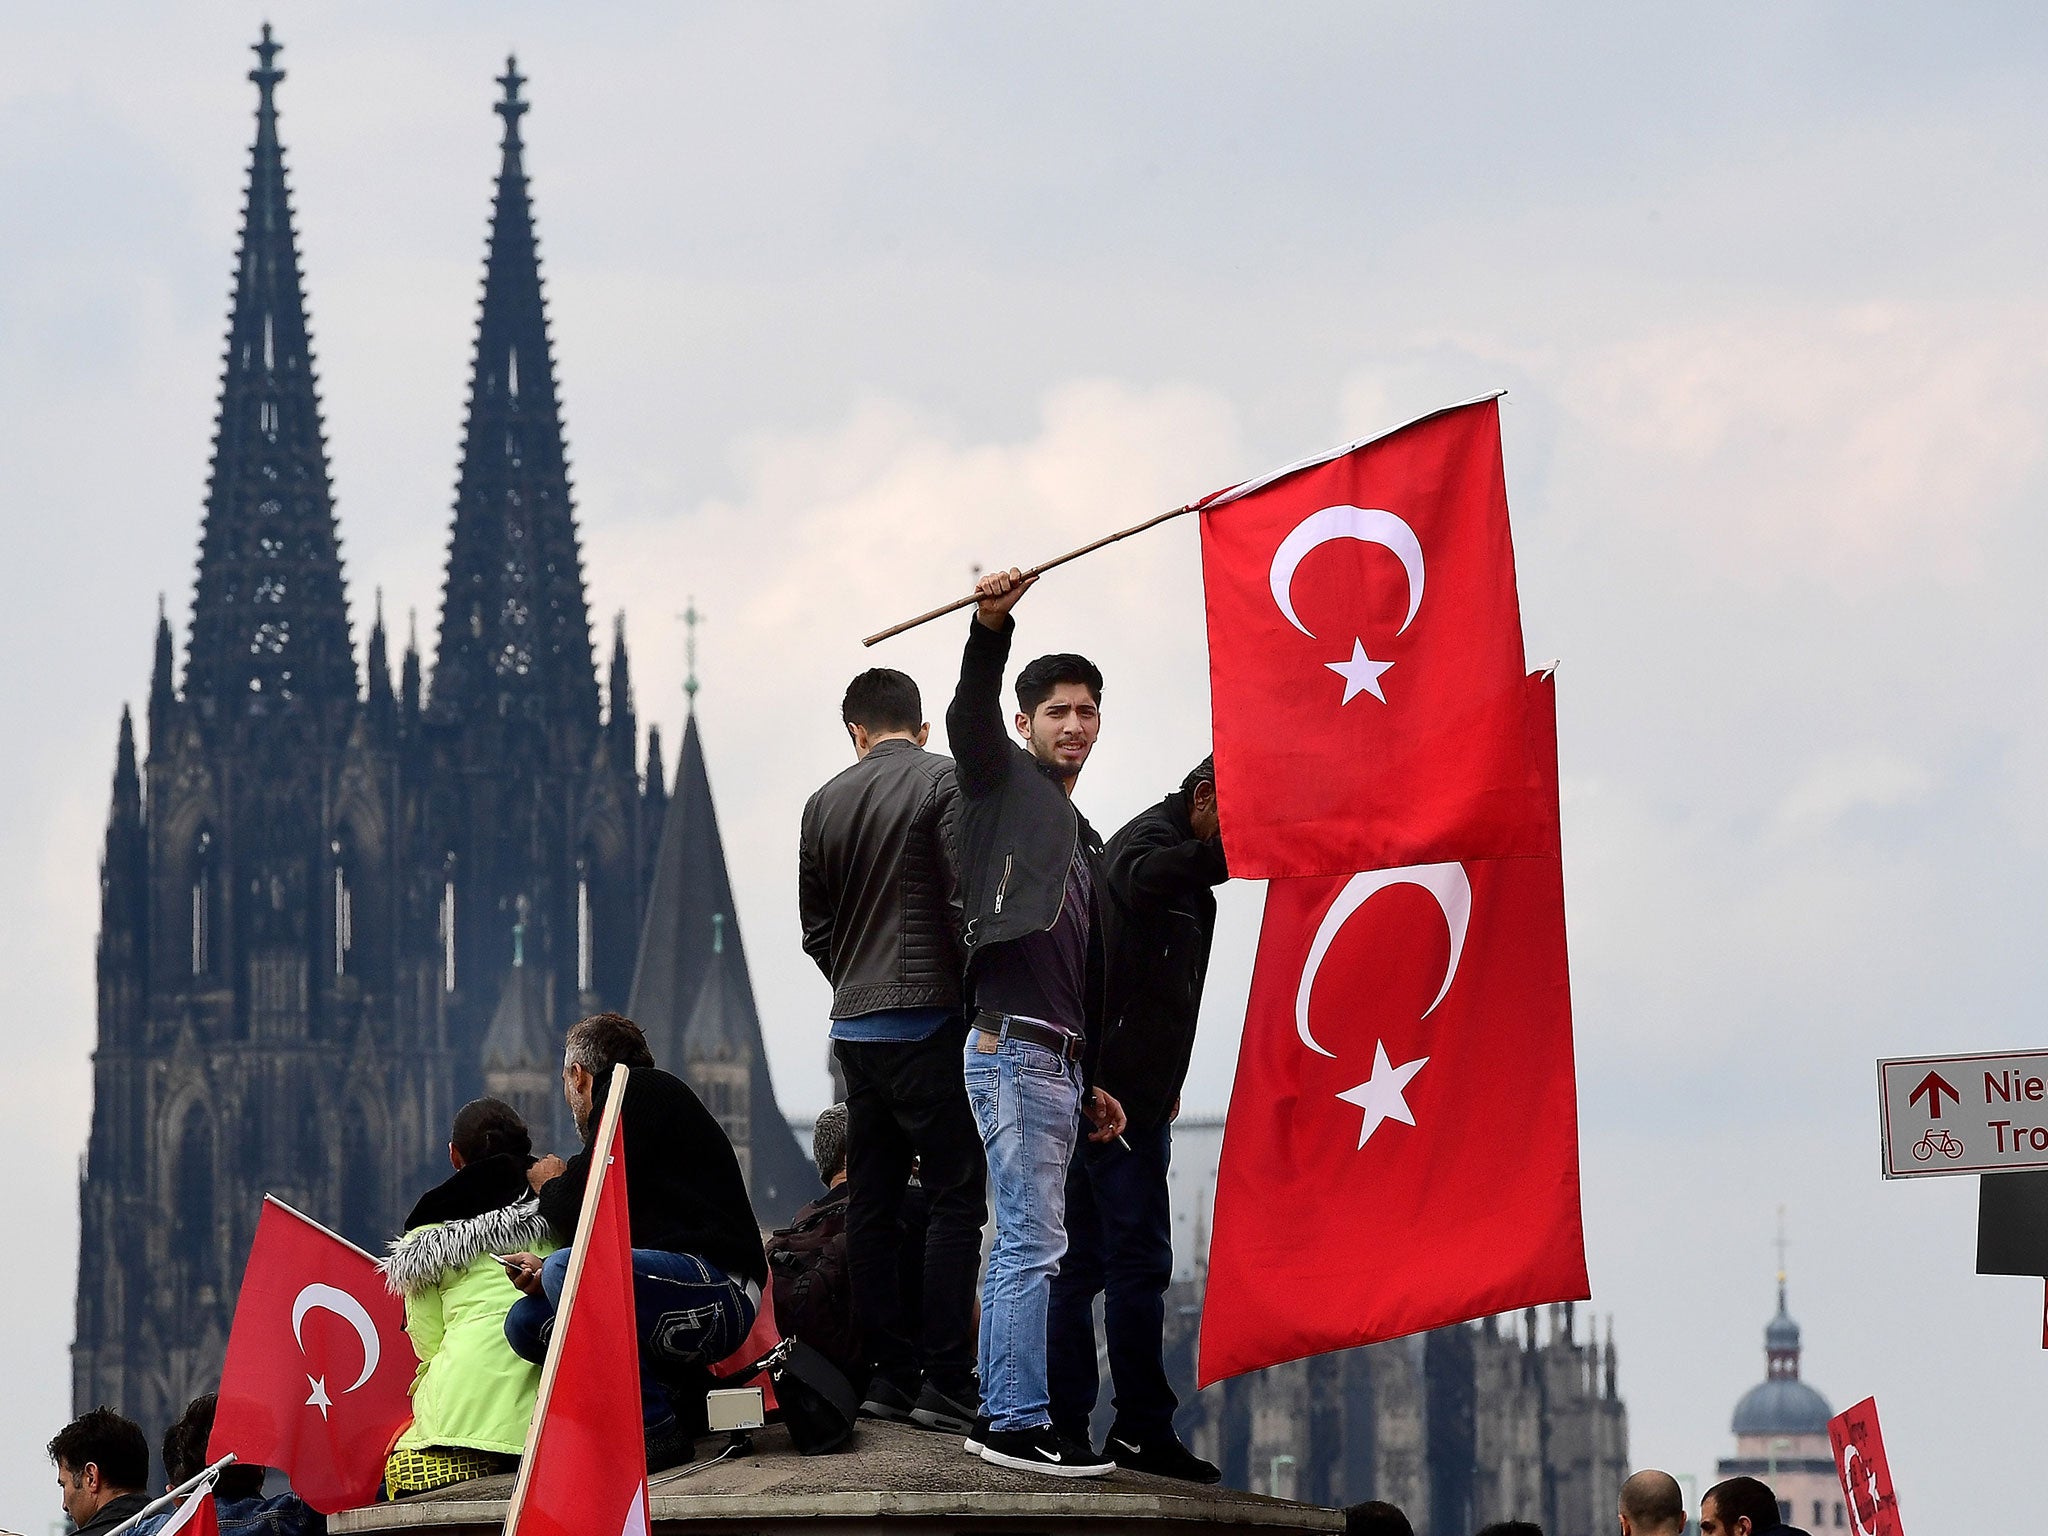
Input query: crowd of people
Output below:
<box><xmin>44</xmin><ymin>576</ymin><xmax>1835</xmax><ymax>1531</ymax></box>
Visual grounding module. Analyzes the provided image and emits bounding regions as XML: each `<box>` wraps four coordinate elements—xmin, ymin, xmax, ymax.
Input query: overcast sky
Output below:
<box><xmin>6</xmin><ymin>2</ymin><xmax>2047</xmax><ymax>1526</ymax></box>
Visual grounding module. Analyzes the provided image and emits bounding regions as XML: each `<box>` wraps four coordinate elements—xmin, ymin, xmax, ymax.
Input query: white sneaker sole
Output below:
<box><xmin>963</xmin><ymin>1435</ymin><xmax>985</xmax><ymax>1456</ymax></box>
<box><xmin>978</xmin><ymin>1446</ymin><xmax>1115</xmax><ymax>1478</ymax></box>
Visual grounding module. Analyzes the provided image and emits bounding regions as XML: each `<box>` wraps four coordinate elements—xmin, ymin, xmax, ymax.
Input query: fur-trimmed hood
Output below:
<box><xmin>381</xmin><ymin>1197</ymin><xmax>554</xmax><ymax>1298</ymax></box>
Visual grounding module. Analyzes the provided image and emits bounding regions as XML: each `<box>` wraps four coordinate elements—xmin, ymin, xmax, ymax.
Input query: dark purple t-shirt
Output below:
<box><xmin>972</xmin><ymin>851</ymin><xmax>1091</xmax><ymax>1035</ymax></box>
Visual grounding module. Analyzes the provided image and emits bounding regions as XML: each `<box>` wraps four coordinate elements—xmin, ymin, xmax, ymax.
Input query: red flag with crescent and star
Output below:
<box><xmin>505</xmin><ymin>1065</ymin><xmax>650</xmax><ymax>1536</ymax></box>
<box><xmin>207</xmin><ymin>1198</ymin><xmax>413</xmax><ymax>1513</ymax></box>
<box><xmin>1198</xmin><ymin>394</ymin><xmax>1541</xmax><ymax>879</ymax></box>
<box><xmin>1197</xmin><ymin>670</ymin><xmax>1587</xmax><ymax>1385</ymax></box>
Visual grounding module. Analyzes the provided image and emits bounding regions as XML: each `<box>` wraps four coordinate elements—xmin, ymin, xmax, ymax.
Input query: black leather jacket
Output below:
<box><xmin>944</xmin><ymin>615</ymin><xmax>1108</xmax><ymax>1059</ymax></box>
<box><xmin>1097</xmin><ymin>790</ymin><xmax>1228</xmax><ymax>1132</ymax></box>
<box><xmin>799</xmin><ymin>738</ymin><xmax>964</xmax><ymax>1018</ymax></box>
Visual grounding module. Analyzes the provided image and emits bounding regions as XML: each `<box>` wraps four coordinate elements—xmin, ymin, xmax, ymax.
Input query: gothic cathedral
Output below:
<box><xmin>73</xmin><ymin>31</ymin><xmax>814</xmax><ymax>1440</ymax></box>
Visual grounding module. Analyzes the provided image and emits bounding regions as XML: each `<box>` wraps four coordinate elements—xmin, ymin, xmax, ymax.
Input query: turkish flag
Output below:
<box><xmin>1198</xmin><ymin>671</ymin><xmax>1586</xmax><ymax>1384</ymax></box>
<box><xmin>155</xmin><ymin>1478</ymin><xmax>221</xmax><ymax>1536</ymax></box>
<box><xmin>506</xmin><ymin>1067</ymin><xmax>650</xmax><ymax>1536</ymax></box>
<box><xmin>1199</xmin><ymin>394</ymin><xmax>1539</xmax><ymax>878</ymax></box>
<box><xmin>207</xmin><ymin>1199</ymin><xmax>413</xmax><ymax>1513</ymax></box>
<box><xmin>1829</xmin><ymin>1398</ymin><xmax>1906</xmax><ymax>1536</ymax></box>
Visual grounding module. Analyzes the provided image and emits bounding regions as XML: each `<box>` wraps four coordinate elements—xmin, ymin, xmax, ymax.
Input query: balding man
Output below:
<box><xmin>1620</xmin><ymin>1469</ymin><xmax>1687</xmax><ymax>1536</ymax></box>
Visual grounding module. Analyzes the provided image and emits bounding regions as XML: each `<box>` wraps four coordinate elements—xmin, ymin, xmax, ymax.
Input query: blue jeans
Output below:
<box><xmin>1046</xmin><ymin>1119</ymin><xmax>1178</xmax><ymax>1442</ymax></box>
<box><xmin>504</xmin><ymin>1247</ymin><xmax>756</xmax><ymax>1430</ymax></box>
<box><xmin>963</xmin><ymin>1027</ymin><xmax>1083</xmax><ymax>1433</ymax></box>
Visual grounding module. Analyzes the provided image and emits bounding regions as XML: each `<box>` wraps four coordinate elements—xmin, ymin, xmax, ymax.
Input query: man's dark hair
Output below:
<box><xmin>564</xmin><ymin>1012</ymin><xmax>656</xmax><ymax>1076</ymax></box>
<box><xmin>451</xmin><ymin>1098</ymin><xmax>531</xmax><ymax>1164</ymax></box>
<box><xmin>1342</xmin><ymin>1500</ymin><xmax>1415</xmax><ymax>1536</ymax></box>
<box><xmin>163</xmin><ymin>1394</ymin><xmax>265</xmax><ymax>1501</ymax></box>
<box><xmin>48</xmin><ymin>1407</ymin><xmax>148</xmax><ymax>1492</ymax></box>
<box><xmin>842</xmin><ymin>669</ymin><xmax>923</xmax><ymax>735</ymax></box>
<box><xmin>1475</xmin><ymin>1524</ymin><xmax>1546</xmax><ymax>1536</ymax></box>
<box><xmin>1014</xmin><ymin>653</ymin><xmax>1103</xmax><ymax>717</ymax></box>
<box><xmin>1705</xmin><ymin>1477</ymin><xmax>1781</xmax><ymax>1529</ymax></box>
<box><xmin>1181</xmin><ymin>754</ymin><xmax>1216</xmax><ymax>796</ymax></box>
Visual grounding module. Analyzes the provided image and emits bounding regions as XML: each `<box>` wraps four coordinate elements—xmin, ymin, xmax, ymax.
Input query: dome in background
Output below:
<box><xmin>1732</xmin><ymin>1375</ymin><xmax>1833</xmax><ymax>1436</ymax></box>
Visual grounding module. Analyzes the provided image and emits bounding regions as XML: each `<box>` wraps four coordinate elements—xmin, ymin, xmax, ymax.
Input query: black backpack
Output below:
<box><xmin>764</xmin><ymin>1189</ymin><xmax>863</xmax><ymax>1381</ymax></box>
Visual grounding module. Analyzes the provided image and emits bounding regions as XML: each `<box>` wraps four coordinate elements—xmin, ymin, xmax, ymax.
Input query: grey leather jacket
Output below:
<box><xmin>799</xmin><ymin>738</ymin><xmax>965</xmax><ymax>1018</ymax></box>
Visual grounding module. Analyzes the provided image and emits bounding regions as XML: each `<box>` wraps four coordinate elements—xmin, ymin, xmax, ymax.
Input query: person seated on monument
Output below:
<box><xmin>501</xmin><ymin>1012</ymin><xmax>768</xmax><ymax>1473</ymax></box>
<box><xmin>378</xmin><ymin>1099</ymin><xmax>558</xmax><ymax>1496</ymax></box>
<box><xmin>48</xmin><ymin>1407</ymin><xmax>151</xmax><ymax>1536</ymax></box>
<box><xmin>764</xmin><ymin>1104</ymin><xmax>863</xmax><ymax>1386</ymax></box>
<box><xmin>141</xmin><ymin>1393</ymin><xmax>321</xmax><ymax>1536</ymax></box>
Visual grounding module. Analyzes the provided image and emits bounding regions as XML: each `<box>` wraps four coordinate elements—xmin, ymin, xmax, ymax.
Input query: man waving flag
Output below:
<box><xmin>505</xmin><ymin>1064</ymin><xmax>650</xmax><ymax>1536</ymax></box>
<box><xmin>1199</xmin><ymin>395</ymin><xmax>1541</xmax><ymax>878</ymax></box>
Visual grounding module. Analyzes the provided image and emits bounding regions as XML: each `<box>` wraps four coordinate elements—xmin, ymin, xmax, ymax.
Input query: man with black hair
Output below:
<box><xmin>1048</xmin><ymin>754</ymin><xmax>1227</xmax><ymax>1482</ymax></box>
<box><xmin>501</xmin><ymin>1013</ymin><xmax>766</xmax><ymax>1473</ymax></box>
<box><xmin>798</xmin><ymin>666</ymin><xmax>984</xmax><ymax>1434</ymax></box>
<box><xmin>1701</xmin><ymin>1476</ymin><xmax>1809</xmax><ymax>1536</ymax></box>
<box><xmin>1341</xmin><ymin>1501</ymin><xmax>1414</xmax><ymax>1536</ymax></box>
<box><xmin>145</xmin><ymin>1394</ymin><xmax>320</xmax><ymax>1536</ymax></box>
<box><xmin>944</xmin><ymin>565</ymin><xmax>1125</xmax><ymax>1478</ymax></box>
<box><xmin>48</xmin><ymin>1407</ymin><xmax>149</xmax><ymax>1536</ymax></box>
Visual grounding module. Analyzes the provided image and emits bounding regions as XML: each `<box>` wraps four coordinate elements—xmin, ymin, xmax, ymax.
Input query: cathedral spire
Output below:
<box><xmin>185</xmin><ymin>26</ymin><xmax>356</xmax><ymax>721</ymax></box>
<box><xmin>429</xmin><ymin>57</ymin><xmax>598</xmax><ymax>733</ymax></box>
<box><xmin>607</xmin><ymin>613</ymin><xmax>636</xmax><ymax>761</ymax></box>
<box><xmin>148</xmin><ymin>599</ymin><xmax>176</xmax><ymax>752</ymax></box>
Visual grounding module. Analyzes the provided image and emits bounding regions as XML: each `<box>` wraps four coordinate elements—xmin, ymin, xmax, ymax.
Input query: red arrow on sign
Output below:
<box><xmin>1908</xmin><ymin>1072</ymin><xmax>1960</xmax><ymax>1119</ymax></box>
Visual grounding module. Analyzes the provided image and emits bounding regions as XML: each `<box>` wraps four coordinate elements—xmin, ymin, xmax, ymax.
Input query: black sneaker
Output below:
<box><xmin>978</xmin><ymin>1423</ymin><xmax>1114</xmax><ymax>1479</ymax></box>
<box><xmin>1104</xmin><ymin>1429</ymin><xmax>1220</xmax><ymax>1484</ymax></box>
<box><xmin>858</xmin><ymin>1374</ymin><xmax>920</xmax><ymax>1423</ymax></box>
<box><xmin>643</xmin><ymin>1417</ymin><xmax>693</xmax><ymax>1474</ymax></box>
<box><xmin>910</xmin><ymin>1380</ymin><xmax>980</xmax><ymax>1436</ymax></box>
<box><xmin>961</xmin><ymin>1414</ymin><xmax>992</xmax><ymax>1457</ymax></box>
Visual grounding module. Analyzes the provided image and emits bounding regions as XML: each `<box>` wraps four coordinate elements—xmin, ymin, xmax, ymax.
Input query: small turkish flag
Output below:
<box><xmin>154</xmin><ymin>1478</ymin><xmax>221</xmax><ymax>1536</ymax></box>
<box><xmin>207</xmin><ymin>1199</ymin><xmax>413</xmax><ymax>1513</ymax></box>
<box><xmin>1199</xmin><ymin>394</ymin><xmax>1540</xmax><ymax>878</ymax></box>
<box><xmin>1198</xmin><ymin>671</ymin><xmax>1587</xmax><ymax>1384</ymax></box>
<box><xmin>1829</xmin><ymin>1397</ymin><xmax>1906</xmax><ymax>1535</ymax></box>
<box><xmin>506</xmin><ymin>1066</ymin><xmax>650</xmax><ymax>1536</ymax></box>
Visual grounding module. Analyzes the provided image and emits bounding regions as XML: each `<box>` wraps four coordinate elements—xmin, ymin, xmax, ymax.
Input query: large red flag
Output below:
<box><xmin>505</xmin><ymin>1065</ymin><xmax>650</xmax><ymax>1536</ymax></box>
<box><xmin>207</xmin><ymin>1200</ymin><xmax>413</xmax><ymax>1513</ymax></box>
<box><xmin>1199</xmin><ymin>395</ymin><xmax>1539</xmax><ymax>878</ymax></box>
<box><xmin>1198</xmin><ymin>671</ymin><xmax>1586</xmax><ymax>1385</ymax></box>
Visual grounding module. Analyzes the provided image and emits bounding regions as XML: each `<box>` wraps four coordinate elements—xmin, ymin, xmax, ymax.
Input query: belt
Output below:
<box><xmin>972</xmin><ymin>1010</ymin><xmax>1084</xmax><ymax>1061</ymax></box>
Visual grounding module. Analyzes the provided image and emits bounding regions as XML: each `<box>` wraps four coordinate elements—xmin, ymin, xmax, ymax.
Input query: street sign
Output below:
<box><xmin>1878</xmin><ymin>1048</ymin><xmax>2048</xmax><ymax>1178</ymax></box>
<box><xmin>1828</xmin><ymin>1398</ymin><xmax>1902</xmax><ymax>1536</ymax></box>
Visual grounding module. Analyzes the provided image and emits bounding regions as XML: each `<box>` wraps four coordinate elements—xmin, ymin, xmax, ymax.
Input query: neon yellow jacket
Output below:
<box><xmin>382</xmin><ymin>1195</ymin><xmax>558</xmax><ymax>1454</ymax></box>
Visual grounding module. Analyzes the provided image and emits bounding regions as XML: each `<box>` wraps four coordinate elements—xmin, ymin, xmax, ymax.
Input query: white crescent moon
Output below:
<box><xmin>1268</xmin><ymin>505</ymin><xmax>1425</xmax><ymax>639</ymax></box>
<box><xmin>291</xmin><ymin>1283</ymin><xmax>381</xmax><ymax>1394</ymax></box>
<box><xmin>1296</xmin><ymin>863</ymin><xmax>1470</xmax><ymax>1058</ymax></box>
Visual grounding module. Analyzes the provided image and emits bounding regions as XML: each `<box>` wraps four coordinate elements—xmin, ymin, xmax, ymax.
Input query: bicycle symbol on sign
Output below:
<box><xmin>1913</xmin><ymin>1127</ymin><xmax>1964</xmax><ymax>1161</ymax></box>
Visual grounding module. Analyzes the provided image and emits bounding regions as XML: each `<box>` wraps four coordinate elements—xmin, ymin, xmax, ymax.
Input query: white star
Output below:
<box><xmin>305</xmin><ymin>1375</ymin><xmax>333</xmax><ymax>1419</ymax></box>
<box><xmin>1336</xmin><ymin>1041</ymin><xmax>1430</xmax><ymax>1149</ymax></box>
<box><xmin>1325</xmin><ymin>639</ymin><xmax>1394</xmax><ymax>704</ymax></box>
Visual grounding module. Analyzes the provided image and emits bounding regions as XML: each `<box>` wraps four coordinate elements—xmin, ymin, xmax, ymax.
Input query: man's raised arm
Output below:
<box><xmin>945</xmin><ymin>565</ymin><xmax>1034</xmax><ymax>798</ymax></box>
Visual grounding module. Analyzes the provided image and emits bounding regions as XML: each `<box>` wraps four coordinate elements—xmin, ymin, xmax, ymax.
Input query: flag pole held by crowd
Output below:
<box><xmin>102</xmin><ymin>1456</ymin><xmax>238</xmax><ymax>1536</ymax></box>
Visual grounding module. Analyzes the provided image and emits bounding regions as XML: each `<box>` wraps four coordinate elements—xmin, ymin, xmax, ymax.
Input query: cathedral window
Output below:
<box><xmin>172</xmin><ymin>1103</ymin><xmax>214</xmax><ymax>1274</ymax></box>
<box><xmin>331</xmin><ymin>843</ymin><xmax>353</xmax><ymax>978</ymax></box>
<box><xmin>441</xmin><ymin>877</ymin><xmax>457</xmax><ymax>992</ymax></box>
<box><xmin>340</xmin><ymin>1110</ymin><xmax>379</xmax><ymax>1252</ymax></box>
<box><xmin>262</xmin><ymin>311</ymin><xmax>275</xmax><ymax>371</ymax></box>
<box><xmin>577</xmin><ymin>875</ymin><xmax>593</xmax><ymax>993</ymax></box>
<box><xmin>190</xmin><ymin>830</ymin><xmax>213</xmax><ymax>975</ymax></box>
<box><xmin>507</xmin><ymin>345</ymin><xmax>520</xmax><ymax>400</ymax></box>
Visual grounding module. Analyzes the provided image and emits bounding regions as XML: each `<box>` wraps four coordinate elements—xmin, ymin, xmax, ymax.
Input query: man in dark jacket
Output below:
<box><xmin>945</xmin><ymin>565</ymin><xmax>1125</xmax><ymax>1478</ymax></box>
<box><xmin>1048</xmin><ymin>755</ymin><xmax>1226</xmax><ymax>1482</ymax></box>
<box><xmin>502</xmin><ymin>1012</ymin><xmax>767</xmax><ymax>1471</ymax></box>
<box><xmin>798</xmin><ymin>667</ymin><xmax>984</xmax><ymax>1433</ymax></box>
<box><xmin>48</xmin><ymin>1408</ymin><xmax>151</xmax><ymax>1536</ymax></box>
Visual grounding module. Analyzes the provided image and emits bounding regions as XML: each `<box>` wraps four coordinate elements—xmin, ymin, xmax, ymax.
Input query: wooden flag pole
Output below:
<box><xmin>860</xmin><ymin>503</ymin><xmax>1197</xmax><ymax>647</ymax></box>
<box><xmin>503</xmin><ymin>1062</ymin><xmax>632</xmax><ymax>1534</ymax></box>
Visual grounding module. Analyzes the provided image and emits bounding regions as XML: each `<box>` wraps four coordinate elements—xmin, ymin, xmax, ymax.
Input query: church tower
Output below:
<box><xmin>72</xmin><ymin>28</ymin><xmax>455</xmax><ymax>1440</ymax></box>
<box><xmin>423</xmin><ymin>58</ymin><xmax>652</xmax><ymax>1108</ymax></box>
